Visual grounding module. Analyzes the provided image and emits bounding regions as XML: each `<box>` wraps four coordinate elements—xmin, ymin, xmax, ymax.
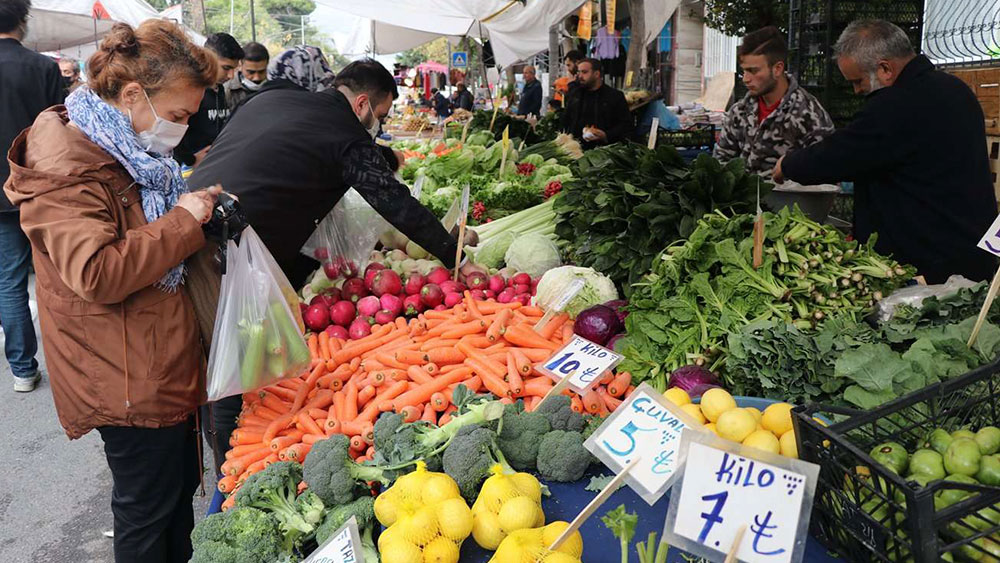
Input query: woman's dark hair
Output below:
<box><xmin>0</xmin><ymin>0</ymin><xmax>30</xmax><ymax>34</ymax></box>
<box><xmin>333</xmin><ymin>58</ymin><xmax>399</xmax><ymax>102</ymax></box>
<box><xmin>205</xmin><ymin>32</ymin><xmax>245</xmax><ymax>61</ymax></box>
<box><xmin>243</xmin><ymin>41</ymin><xmax>269</xmax><ymax>62</ymax></box>
<box><xmin>88</xmin><ymin>21</ymin><xmax>218</xmax><ymax>100</ymax></box>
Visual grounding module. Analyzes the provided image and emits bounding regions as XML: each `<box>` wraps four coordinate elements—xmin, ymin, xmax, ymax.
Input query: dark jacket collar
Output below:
<box><xmin>894</xmin><ymin>54</ymin><xmax>934</xmax><ymax>87</ymax></box>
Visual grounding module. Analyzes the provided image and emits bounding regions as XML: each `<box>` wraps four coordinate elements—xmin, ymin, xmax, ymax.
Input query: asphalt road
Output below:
<box><xmin>0</xmin><ymin>277</ymin><xmax>213</xmax><ymax>563</ymax></box>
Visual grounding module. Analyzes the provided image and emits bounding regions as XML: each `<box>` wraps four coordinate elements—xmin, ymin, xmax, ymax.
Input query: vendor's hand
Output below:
<box><xmin>177</xmin><ymin>185</ymin><xmax>222</xmax><ymax>224</ymax></box>
<box><xmin>590</xmin><ymin>127</ymin><xmax>607</xmax><ymax>142</ymax></box>
<box><xmin>393</xmin><ymin>149</ymin><xmax>406</xmax><ymax>171</ymax></box>
<box><xmin>462</xmin><ymin>228</ymin><xmax>479</xmax><ymax>248</ymax></box>
<box><xmin>773</xmin><ymin>156</ymin><xmax>787</xmax><ymax>184</ymax></box>
<box><xmin>193</xmin><ymin>145</ymin><xmax>211</xmax><ymax>168</ymax></box>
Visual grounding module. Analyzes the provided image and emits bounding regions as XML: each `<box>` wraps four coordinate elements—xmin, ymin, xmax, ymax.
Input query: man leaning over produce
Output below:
<box><xmin>774</xmin><ymin>20</ymin><xmax>997</xmax><ymax>284</ymax></box>
<box><xmin>561</xmin><ymin>58</ymin><xmax>633</xmax><ymax>149</ymax></box>
<box><xmin>714</xmin><ymin>26</ymin><xmax>834</xmax><ymax>176</ymax></box>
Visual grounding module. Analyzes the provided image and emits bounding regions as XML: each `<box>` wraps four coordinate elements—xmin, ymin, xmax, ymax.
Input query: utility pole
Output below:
<box><xmin>547</xmin><ymin>25</ymin><xmax>560</xmax><ymax>98</ymax></box>
<box><xmin>301</xmin><ymin>15</ymin><xmax>305</xmax><ymax>44</ymax></box>
<box><xmin>625</xmin><ymin>0</ymin><xmax>646</xmax><ymax>82</ymax></box>
<box><xmin>229</xmin><ymin>0</ymin><xmax>234</xmax><ymax>34</ymax></box>
<box><xmin>249</xmin><ymin>0</ymin><xmax>257</xmax><ymax>42</ymax></box>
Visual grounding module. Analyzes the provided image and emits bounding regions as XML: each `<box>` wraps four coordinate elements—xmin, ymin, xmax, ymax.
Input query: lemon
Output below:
<box><xmin>680</xmin><ymin>403</ymin><xmax>706</xmax><ymax>424</ymax></box>
<box><xmin>744</xmin><ymin>407</ymin><xmax>762</xmax><ymax>423</ymax></box>
<box><xmin>492</xmin><ymin>534</ymin><xmax>535</xmax><ymax>563</ymax></box>
<box><xmin>436</xmin><ymin>497</ymin><xmax>473</xmax><ymax>541</ymax></box>
<box><xmin>499</xmin><ymin>496</ymin><xmax>540</xmax><ymax>534</ymax></box>
<box><xmin>716</xmin><ymin>408</ymin><xmax>757</xmax><ymax>443</ymax></box>
<box><xmin>422</xmin><ymin>536</ymin><xmax>460</xmax><ymax>563</ymax></box>
<box><xmin>699</xmin><ymin>388</ymin><xmax>737</xmax><ymax>422</ymax></box>
<box><xmin>394</xmin><ymin>468</ymin><xmax>431</xmax><ymax>501</ymax></box>
<box><xmin>480</xmin><ymin>476</ymin><xmax>521</xmax><ymax>513</ymax></box>
<box><xmin>423</xmin><ymin>474</ymin><xmax>461</xmax><ymax>504</ymax></box>
<box><xmin>375</xmin><ymin>492</ymin><xmax>401</xmax><ymax>526</ymax></box>
<box><xmin>813</xmin><ymin>416</ymin><xmax>831</xmax><ymax>447</ymax></box>
<box><xmin>704</xmin><ymin>422</ymin><xmax>717</xmax><ymax>435</ymax></box>
<box><xmin>743</xmin><ymin>430</ymin><xmax>781</xmax><ymax>454</ymax></box>
<box><xmin>542</xmin><ymin>552</ymin><xmax>581</xmax><ymax>563</ymax></box>
<box><xmin>472</xmin><ymin>508</ymin><xmax>506</xmax><ymax>550</ymax></box>
<box><xmin>543</xmin><ymin>522</ymin><xmax>583</xmax><ymax>558</ymax></box>
<box><xmin>509</xmin><ymin>472</ymin><xmax>543</xmax><ymax>503</ymax></box>
<box><xmin>780</xmin><ymin>429</ymin><xmax>798</xmax><ymax>459</ymax></box>
<box><xmin>399</xmin><ymin>507</ymin><xmax>439</xmax><ymax>546</ymax></box>
<box><xmin>663</xmin><ymin>387</ymin><xmax>691</xmax><ymax>406</ymax></box>
<box><xmin>535</xmin><ymin>505</ymin><xmax>546</xmax><ymax>527</ymax></box>
<box><xmin>762</xmin><ymin>402</ymin><xmax>794</xmax><ymax>436</ymax></box>
<box><xmin>380</xmin><ymin>537</ymin><xmax>423</xmax><ymax>563</ymax></box>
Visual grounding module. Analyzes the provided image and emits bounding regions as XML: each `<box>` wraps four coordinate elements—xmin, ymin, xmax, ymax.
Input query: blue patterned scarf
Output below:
<box><xmin>65</xmin><ymin>86</ymin><xmax>189</xmax><ymax>291</ymax></box>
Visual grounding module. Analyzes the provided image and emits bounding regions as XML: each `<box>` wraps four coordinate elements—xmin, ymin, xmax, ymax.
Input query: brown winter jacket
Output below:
<box><xmin>4</xmin><ymin>107</ymin><xmax>207</xmax><ymax>439</ymax></box>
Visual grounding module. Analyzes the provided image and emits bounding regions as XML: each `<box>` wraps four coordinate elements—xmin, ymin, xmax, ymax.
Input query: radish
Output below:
<box><xmin>485</xmin><ymin>290</ymin><xmax>496</xmax><ymax>299</ymax></box>
<box><xmin>341</xmin><ymin>278</ymin><xmax>367</xmax><ymax>303</ymax></box>
<box><xmin>313</xmin><ymin>248</ymin><xmax>330</xmax><ymax>261</ymax></box>
<box><xmin>403</xmin><ymin>294</ymin><xmax>424</xmax><ymax>316</ymax></box>
<box><xmin>404</xmin><ymin>273</ymin><xmax>426</xmax><ymax>296</ymax></box>
<box><xmin>470</xmin><ymin>289</ymin><xmax>486</xmax><ymax>301</ymax></box>
<box><xmin>310</xmin><ymin>294</ymin><xmax>330</xmax><ymax>307</ymax></box>
<box><xmin>440</xmin><ymin>280</ymin><xmax>464</xmax><ymax>295</ymax></box>
<box><xmin>357</xmin><ymin>295</ymin><xmax>381</xmax><ymax>318</ymax></box>
<box><xmin>434</xmin><ymin>304</ymin><xmax>448</xmax><ymax>311</ymax></box>
<box><xmin>374</xmin><ymin>309</ymin><xmax>396</xmax><ymax>325</ymax></box>
<box><xmin>513</xmin><ymin>283</ymin><xmax>530</xmax><ymax>295</ymax></box>
<box><xmin>321</xmin><ymin>287</ymin><xmax>341</xmax><ymax>302</ymax></box>
<box><xmin>299</xmin><ymin>302</ymin><xmax>310</xmax><ymax>317</ymax></box>
<box><xmin>348</xmin><ymin>317</ymin><xmax>372</xmax><ymax>340</ymax></box>
<box><xmin>322</xmin><ymin>261</ymin><xmax>340</xmax><ymax>280</ymax></box>
<box><xmin>488</xmin><ymin>274</ymin><xmax>506</xmax><ymax>294</ymax></box>
<box><xmin>427</xmin><ymin>267</ymin><xmax>450</xmax><ymax>285</ymax></box>
<box><xmin>513</xmin><ymin>272</ymin><xmax>532</xmax><ymax>286</ymax></box>
<box><xmin>444</xmin><ymin>292</ymin><xmax>463</xmax><ymax>307</ymax></box>
<box><xmin>325</xmin><ymin>324</ymin><xmax>349</xmax><ymax>340</ymax></box>
<box><xmin>514</xmin><ymin>294</ymin><xmax>531</xmax><ymax>306</ymax></box>
<box><xmin>497</xmin><ymin>288</ymin><xmax>515</xmax><ymax>304</ymax></box>
<box><xmin>466</xmin><ymin>272</ymin><xmax>488</xmax><ymax>291</ymax></box>
<box><xmin>364</xmin><ymin>268</ymin><xmax>381</xmax><ymax>291</ymax></box>
<box><xmin>303</xmin><ymin>303</ymin><xmax>331</xmax><ymax>331</ymax></box>
<box><xmin>364</xmin><ymin>262</ymin><xmax>386</xmax><ymax>277</ymax></box>
<box><xmin>380</xmin><ymin>294</ymin><xmax>404</xmax><ymax>317</ymax></box>
<box><xmin>336</xmin><ymin>257</ymin><xmax>358</xmax><ymax>279</ymax></box>
<box><xmin>329</xmin><ymin>301</ymin><xmax>356</xmax><ymax>327</ymax></box>
<box><xmin>421</xmin><ymin>283</ymin><xmax>444</xmax><ymax>308</ymax></box>
<box><xmin>372</xmin><ymin>270</ymin><xmax>403</xmax><ymax>297</ymax></box>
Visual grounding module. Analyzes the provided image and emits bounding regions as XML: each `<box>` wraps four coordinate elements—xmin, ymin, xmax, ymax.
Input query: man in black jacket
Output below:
<box><xmin>517</xmin><ymin>65</ymin><xmax>542</xmax><ymax>117</ymax></box>
<box><xmin>174</xmin><ymin>33</ymin><xmax>243</xmax><ymax>167</ymax></box>
<box><xmin>453</xmin><ymin>83</ymin><xmax>474</xmax><ymax>111</ymax></box>
<box><xmin>1</xmin><ymin>0</ymin><xmax>62</xmax><ymax>392</ymax></box>
<box><xmin>562</xmin><ymin>58</ymin><xmax>632</xmax><ymax>149</ymax></box>
<box><xmin>775</xmin><ymin>20</ymin><xmax>997</xmax><ymax>283</ymax></box>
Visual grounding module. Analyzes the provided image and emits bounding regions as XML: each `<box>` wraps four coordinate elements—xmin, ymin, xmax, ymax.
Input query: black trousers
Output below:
<box><xmin>98</xmin><ymin>418</ymin><xmax>200</xmax><ymax>563</ymax></box>
<box><xmin>200</xmin><ymin>394</ymin><xmax>244</xmax><ymax>475</ymax></box>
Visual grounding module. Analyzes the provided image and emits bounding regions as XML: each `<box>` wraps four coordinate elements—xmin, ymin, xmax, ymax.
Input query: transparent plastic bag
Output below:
<box><xmin>875</xmin><ymin>274</ymin><xmax>979</xmax><ymax>322</ymax></box>
<box><xmin>300</xmin><ymin>188</ymin><xmax>392</xmax><ymax>278</ymax></box>
<box><xmin>206</xmin><ymin>227</ymin><xmax>311</xmax><ymax>401</ymax></box>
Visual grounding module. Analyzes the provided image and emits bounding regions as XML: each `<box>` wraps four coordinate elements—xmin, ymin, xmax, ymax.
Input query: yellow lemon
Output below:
<box><xmin>762</xmin><ymin>402</ymin><xmax>794</xmax><ymax>436</ymax></box>
<box><xmin>472</xmin><ymin>509</ymin><xmax>506</xmax><ymax>550</ymax></box>
<box><xmin>680</xmin><ymin>403</ymin><xmax>706</xmax><ymax>425</ymax></box>
<box><xmin>423</xmin><ymin>474</ymin><xmax>461</xmax><ymax>504</ymax></box>
<box><xmin>744</xmin><ymin>407</ymin><xmax>763</xmax><ymax>423</ymax></box>
<box><xmin>422</xmin><ymin>536</ymin><xmax>460</xmax><ymax>563</ymax></box>
<box><xmin>780</xmin><ymin>429</ymin><xmax>799</xmax><ymax>459</ymax></box>
<box><xmin>498</xmin><ymin>496</ymin><xmax>540</xmax><ymax>534</ymax></box>
<box><xmin>663</xmin><ymin>387</ymin><xmax>691</xmax><ymax>406</ymax></box>
<box><xmin>436</xmin><ymin>497</ymin><xmax>474</xmax><ymax>541</ymax></box>
<box><xmin>380</xmin><ymin>537</ymin><xmax>423</xmax><ymax>563</ymax></box>
<box><xmin>743</xmin><ymin>430</ymin><xmax>781</xmax><ymax>455</ymax></box>
<box><xmin>543</xmin><ymin>522</ymin><xmax>583</xmax><ymax>558</ymax></box>
<box><xmin>699</xmin><ymin>388</ymin><xmax>737</xmax><ymax>422</ymax></box>
<box><xmin>375</xmin><ymin>492</ymin><xmax>401</xmax><ymax>526</ymax></box>
<box><xmin>399</xmin><ymin>507</ymin><xmax>439</xmax><ymax>547</ymax></box>
<box><xmin>509</xmin><ymin>472</ymin><xmax>543</xmax><ymax>503</ymax></box>
<box><xmin>704</xmin><ymin>422</ymin><xmax>717</xmax><ymax>435</ymax></box>
<box><xmin>716</xmin><ymin>408</ymin><xmax>757</xmax><ymax>443</ymax></box>
<box><xmin>535</xmin><ymin>504</ymin><xmax>546</xmax><ymax>527</ymax></box>
<box><xmin>542</xmin><ymin>552</ymin><xmax>581</xmax><ymax>563</ymax></box>
<box><xmin>813</xmin><ymin>416</ymin><xmax>831</xmax><ymax>447</ymax></box>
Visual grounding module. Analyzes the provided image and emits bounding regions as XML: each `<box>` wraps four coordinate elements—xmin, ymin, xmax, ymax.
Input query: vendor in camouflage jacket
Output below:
<box><xmin>714</xmin><ymin>27</ymin><xmax>834</xmax><ymax>177</ymax></box>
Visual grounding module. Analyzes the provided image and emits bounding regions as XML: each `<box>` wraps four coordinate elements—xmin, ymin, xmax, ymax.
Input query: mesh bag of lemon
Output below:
<box><xmin>490</xmin><ymin>521</ymin><xmax>584</xmax><ymax>563</ymax></box>
<box><xmin>374</xmin><ymin>461</ymin><xmax>474</xmax><ymax>563</ymax></box>
<box><xmin>663</xmin><ymin>387</ymin><xmax>800</xmax><ymax>459</ymax></box>
<box><xmin>471</xmin><ymin>466</ymin><xmax>546</xmax><ymax>550</ymax></box>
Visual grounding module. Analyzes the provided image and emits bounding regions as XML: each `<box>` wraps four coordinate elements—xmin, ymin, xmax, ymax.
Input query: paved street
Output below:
<box><xmin>0</xmin><ymin>277</ymin><xmax>212</xmax><ymax>562</ymax></box>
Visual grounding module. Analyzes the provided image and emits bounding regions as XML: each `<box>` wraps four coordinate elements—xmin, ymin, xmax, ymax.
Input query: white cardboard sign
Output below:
<box><xmin>538</xmin><ymin>335</ymin><xmax>624</xmax><ymax>394</ymax></box>
<box><xmin>663</xmin><ymin>430</ymin><xmax>820</xmax><ymax>563</ymax></box>
<box><xmin>302</xmin><ymin>516</ymin><xmax>362</xmax><ymax>563</ymax></box>
<box><xmin>977</xmin><ymin>213</ymin><xmax>1000</xmax><ymax>256</ymax></box>
<box><xmin>583</xmin><ymin>383</ymin><xmax>706</xmax><ymax>504</ymax></box>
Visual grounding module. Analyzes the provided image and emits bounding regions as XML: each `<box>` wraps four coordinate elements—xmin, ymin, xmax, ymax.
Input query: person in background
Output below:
<box><xmin>224</xmin><ymin>40</ymin><xmax>268</xmax><ymax>109</ymax></box>
<box><xmin>173</xmin><ymin>32</ymin><xmax>243</xmax><ymax>168</ymax></box>
<box><xmin>775</xmin><ymin>20</ymin><xmax>997</xmax><ymax>283</ymax></box>
<box><xmin>453</xmin><ymin>82</ymin><xmax>474</xmax><ymax>111</ymax></box>
<box><xmin>714</xmin><ymin>26</ymin><xmax>834</xmax><ymax>177</ymax></box>
<box><xmin>561</xmin><ymin>58</ymin><xmax>632</xmax><ymax>149</ymax></box>
<box><xmin>5</xmin><ymin>20</ymin><xmax>220</xmax><ymax>562</ymax></box>
<box><xmin>58</xmin><ymin>57</ymin><xmax>83</xmax><ymax>94</ymax></box>
<box><xmin>0</xmin><ymin>0</ymin><xmax>63</xmax><ymax>393</ymax></box>
<box><xmin>432</xmin><ymin>87</ymin><xmax>452</xmax><ymax>119</ymax></box>
<box><xmin>553</xmin><ymin>49</ymin><xmax>583</xmax><ymax>103</ymax></box>
<box><xmin>516</xmin><ymin>65</ymin><xmax>542</xmax><ymax>117</ymax></box>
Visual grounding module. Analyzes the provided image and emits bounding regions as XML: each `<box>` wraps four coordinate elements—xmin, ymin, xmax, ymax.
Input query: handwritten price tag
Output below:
<box><xmin>583</xmin><ymin>383</ymin><xmax>706</xmax><ymax>504</ymax></box>
<box><xmin>663</xmin><ymin>431</ymin><xmax>820</xmax><ymax>563</ymax></box>
<box><xmin>302</xmin><ymin>516</ymin><xmax>362</xmax><ymax>563</ymax></box>
<box><xmin>978</xmin><ymin>213</ymin><xmax>1000</xmax><ymax>256</ymax></box>
<box><xmin>538</xmin><ymin>335</ymin><xmax>623</xmax><ymax>394</ymax></box>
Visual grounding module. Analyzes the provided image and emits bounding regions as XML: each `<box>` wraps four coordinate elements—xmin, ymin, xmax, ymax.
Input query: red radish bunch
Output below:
<box><xmin>516</xmin><ymin>162</ymin><xmax>537</xmax><ymax>176</ymax></box>
<box><xmin>544</xmin><ymin>180</ymin><xmax>563</xmax><ymax>199</ymax></box>
<box><xmin>472</xmin><ymin>201</ymin><xmax>487</xmax><ymax>221</ymax></box>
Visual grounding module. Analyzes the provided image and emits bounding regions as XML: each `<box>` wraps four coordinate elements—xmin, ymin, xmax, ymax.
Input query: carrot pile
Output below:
<box><xmin>217</xmin><ymin>293</ymin><xmax>633</xmax><ymax>506</ymax></box>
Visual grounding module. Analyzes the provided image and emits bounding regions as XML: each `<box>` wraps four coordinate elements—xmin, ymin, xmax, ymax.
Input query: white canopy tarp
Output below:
<box><xmin>315</xmin><ymin>0</ymin><xmax>586</xmax><ymax>67</ymax></box>
<box><xmin>341</xmin><ymin>19</ymin><xmax>451</xmax><ymax>58</ymax></box>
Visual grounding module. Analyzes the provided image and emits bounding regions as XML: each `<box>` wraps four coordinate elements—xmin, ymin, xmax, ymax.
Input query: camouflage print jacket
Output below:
<box><xmin>714</xmin><ymin>75</ymin><xmax>835</xmax><ymax>176</ymax></box>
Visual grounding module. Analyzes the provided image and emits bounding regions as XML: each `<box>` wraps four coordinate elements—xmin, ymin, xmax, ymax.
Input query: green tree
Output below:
<box><xmin>704</xmin><ymin>0</ymin><xmax>788</xmax><ymax>36</ymax></box>
<box><xmin>396</xmin><ymin>37</ymin><xmax>450</xmax><ymax>67</ymax></box>
<box><xmin>259</xmin><ymin>0</ymin><xmax>315</xmax><ymax>17</ymax></box>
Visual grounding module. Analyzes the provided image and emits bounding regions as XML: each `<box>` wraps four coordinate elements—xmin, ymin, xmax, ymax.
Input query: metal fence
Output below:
<box><xmin>924</xmin><ymin>0</ymin><xmax>1000</xmax><ymax>68</ymax></box>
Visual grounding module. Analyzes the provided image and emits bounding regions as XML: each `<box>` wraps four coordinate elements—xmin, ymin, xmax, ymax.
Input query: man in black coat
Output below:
<box><xmin>517</xmin><ymin>65</ymin><xmax>542</xmax><ymax>117</ymax></box>
<box><xmin>775</xmin><ymin>20</ymin><xmax>997</xmax><ymax>283</ymax></box>
<box><xmin>561</xmin><ymin>58</ymin><xmax>632</xmax><ymax>149</ymax></box>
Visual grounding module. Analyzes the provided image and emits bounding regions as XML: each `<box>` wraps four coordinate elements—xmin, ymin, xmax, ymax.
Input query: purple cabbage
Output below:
<box><xmin>574</xmin><ymin>305</ymin><xmax>622</xmax><ymax>346</ymax></box>
<box><xmin>603</xmin><ymin>299</ymin><xmax>629</xmax><ymax>326</ymax></box>
<box><xmin>668</xmin><ymin>365</ymin><xmax>720</xmax><ymax>396</ymax></box>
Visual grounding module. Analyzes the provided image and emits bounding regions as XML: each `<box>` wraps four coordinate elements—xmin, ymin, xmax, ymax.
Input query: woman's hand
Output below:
<box><xmin>176</xmin><ymin>185</ymin><xmax>223</xmax><ymax>224</ymax></box>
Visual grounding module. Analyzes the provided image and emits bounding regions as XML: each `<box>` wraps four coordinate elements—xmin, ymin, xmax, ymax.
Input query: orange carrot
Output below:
<box><xmin>486</xmin><ymin>308</ymin><xmax>512</xmax><ymax>342</ymax></box>
<box><xmin>286</xmin><ymin>443</ymin><xmax>312</xmax><ymax>462</ymax></box>
<box><xmin>526</xmin><ymin>396</ymin><xmax>542</xmax><ymax>411</ymax></box>
<box><xmin>459</xmin><ymin>335</ymin><xmax>494</xmax><ymax>348</ymax></box>
<box><xmin>375</xmin><ymin>352</ymin><xmax>409</xmax><ymax>370</ymax></box>
<box><xmin>222</xmin><ymin>447</ymin><xmax>272</xmax><ymax>477</ymax></box>
<box><xmin>332</xmin><ymin>324</ymin><xmax>394</xmax><ymax>363</ymax></box>
<box><xmin>302</xmin><ymin>433</ymin><xmax>326</xmax><ymax>445</ymax></box>
<box><xmin>608</xmin><ymin>372</ymin><xmax>632</xmax><ymax>397</ymax></box>
<box><xmin>523</xmin><ymin>376</ymin><xmax>554</xmax><ymax>397</ymax></box>
<box><xmin>391</xmin><ymin>368</ymin><xmax>473</xmax><ymax>411</ymax></box>
<box><xmin>307</xmin><ymin>334</ymin><xmax>320</xmax><ymax>360</ymax></box>
<box><xmin>395</xmin><ymin>317</ymin><xmax>408</xmax><ymax>332</ymax></box>
<box><xmin>263</xmin><ymin>413</ymin><xmax>295</xmax><ymax>444</ymax></box>
<box><xmin>406</xmin><ymin>365</ymin><xmax>433</xmax><ymax>384</ymax></box>
<box><xmin>270</xmin><ymin>435</ymin><xmax>300</xmax><ymax>452</ymax></box>
<box><xmin>504</xmin><ymin>325</ymin><xmax>560</xmax><ymax>351</ymax></box>
<box><xmin>360</xmin><ymin>422</ymin><xmax>375</xmax><ymax>445</ymax></box>
<box><xmin>292</xmin><ymin>362</ymin><xmax>326</xmax><ymax>412</ymax></box>
<box><xmin>349</xmin><ymin>435</ymin><xmax>367</xmax><ymax>453</ymax></box>
<box><xmin>599</xmin><ymin>370</ymin><xmax>615</xmax><ymax>386</ymax></box>
<box><xmin>538</xmin><ymin>313</ymin><xmax>569</xmax><ymax>340</ymax></box>
<box><xmin>230</xmin><ymin>429</ymin><xmax>265</xmax><ymax>446</ymax></box>
<box><xmin>476</xmin><ymin>301</ymin><xmax>523</xmax><ymax>314</ymax></box>
<box><xmin>400</xmin><ymin>405</ymin><xmax>421</xmax><ymax>422</ymax></box>
<box><xmin>226</xmin><ymin>443</ymin><xmax>268</xmax><ymax>460</ymax></box>
<box><xmin>318</xmin><ymin>331</ymin><xmax>332</xmax><ymax>361</ymax></box>
<box><xmin>217</xmin><ymin>475</ymin><xmax>238</xmax><ymax>494</ymax></box>
<box><xmin>570</xmin><ymin>395</ymin><xmax>584</xmax><ymax>413</ymax></box>
<box><xmin>561</xmin><ymin>323</ymin><xmax>575</xmax><ymax>344</ymax></box>
<box><xmin>510</xmin><ymin>349</ymin><xmax>532</xmax><ymax>375</ymax></box>
<box><xmin>221</xmin><ymin>494</ymin><xmax>237</xmax><ymax>512</ymax></box>
<box><xmin>421</xmin><ymin>338</ymin><xmax>460</xmax><ymax>351</ymax></box>
<box><xmin>264</xmin><ymin>385</ymin><xmax>297</xmax><ymax>403</ymax></box>
<box><xmin>276</xmin><ymin>378</ymin><xmax>303</xmax><ymax>390</ymax></box>
<box><xmin>464</xmin><ymin>293</ymin><xmax>484</xmax><ymax>318</ymax></box>
<box><xmin>250</xmin><ymin>404</ymin><xmax>283</xmax><ymax>420</ymax></box>
<box><xmin>597</xmin><ymin>385</ymin><xmax>623</xmax><ymax>411</ymax></box>
<box><xmin>358</xmin><ymin>384</ymin><xmax>377</xmax><ymax>405</ymax></box>
<box><xmin>426</xmin><ymin>348</ymin><xmax>465</xmax><ymax>365</ymax></box>
<box><xmin>421</xmin><ymin>404</ymin><xmax>437</xmax><ymax>423</ymax></box>
<box><xmin>343</xmin><ymin>382</ymin><xmax>360</xmax><ymax>420</ymax></box>
<box><xmin>430</xmin><ymin>392</ymin><xmax>449</xmax><ymax>412</ymax></box>
<box><xmin>298</xmin><ymin>412</ymin><xmax>325</xmax><ymax>436</ymax></box>
<box><xmin>329</xmin><ymin>337</ymin><xmax>344</xmax><ymax>353</ymax></box>
<box><xmin>581</xmin><ymin>389</ymin><xmax>603</xmax><ymax>414</ymax></box>
<box><xmin>505</xmin><ymin>353</ymin><xmax>524</xmax><ymax>396</ymax></box>
<box><xmin>440</xmin><ymin>320</ymin><xmax>488</xmax><ymax>339</ymax></box>
<box><xmin>261</xmin><ymin>392</ymin><xmax>291</xmax><ymax>415</ymax></box>
<box><xmin>423</xmin><ymin>362</ymin><xmax>440</xmax><ymax>375</ymax></box>
<box><xmin>479</xmin><ymin>369</ymin><xmax>510</xmax><ymax>398</ymax></box>
<box><xmin>305</xmin><ymin>390</ymin><xmax>334</xmax><ymax>410</ymax></box>
<box><xmin>394</xmin><ymin>349</ymin><xmax>428</xmax><ymax>365</ymax></box>
<box><xmin>518</xmin><ymin>348</ymin><xmax>553</xmax><ymax>362</ymax></box>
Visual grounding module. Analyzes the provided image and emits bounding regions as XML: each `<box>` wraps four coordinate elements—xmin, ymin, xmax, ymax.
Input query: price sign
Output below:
<box><xmin>663</xmin><ymin>431</ymin><xmax>820</xmax><ymax>563</ymax></box>
<box><xmin>647</xmin><ymin>117</ymin><xmax>660</xmax><ymax>149</ymax></box>
<box><xmin>538</xmin><ymin>335</ymin><xmax>623</xmax><ymax>394</ymax></box>
<box><xmin>977</xmin><ymin>213</ymin><xmax>1000</xmax><ymax>256</ymax></box>
<box><xmin>584</xmin><ymin>383</ymin><xmax>706</xmax><ymax>504</ymax></box>
<box><xmin>302</xmin><ymin>516</ymin><xmax>362</xmax><ymax>563</ymax></box>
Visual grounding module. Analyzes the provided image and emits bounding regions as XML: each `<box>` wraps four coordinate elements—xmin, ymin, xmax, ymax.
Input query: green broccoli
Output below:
<box><xmin>536</xmin><ymin>430</ymin><xmax>591</xmax><ymax>482</ymax></box>
<box><xmin>497</xmin><ymin>402</ymin><xmax>551</xmax><ymax>471</ymax></box>
<box><xmin>190</xmin><ymin>507</ymin><xmax>285</xmax><ymax>563</ymax></box>
<box><xmin>535</xmin><ymin>394</ymin><xmax>586</xmax><ymax>432</ymax></box>
<box><xmin>314</xmin><ymin>496</ymin><xmax>378</xmax><ymax>562</ymax></box>
<box><xmin>295</xmin><ymin>490</ymin><xmax>325</xmax><ymax>528</ymax></box>
<box><xmin>442</xmin><ymin>424</ymin><xmax>513</xmax><ymax>501</ymax></box>
<box><xmin>234</xmin><ymin>461</ymin><xmax>316</xmax><ymax>550</ymax></box>
<box><xmin>303</xmin><ymin>434</ymin><xmax>389</xmax><ymax>507</ymax></box>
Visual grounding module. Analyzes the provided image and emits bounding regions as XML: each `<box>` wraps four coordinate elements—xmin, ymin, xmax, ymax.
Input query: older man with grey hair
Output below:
<box><xmin>517</xmin><ymin>65</ymin><xmax>542</xmax><ymax>116</ymax></box>
<box><xmin>775</xmin><ymin>20</ymin><xmax>996</xmax><ymax>284</ymax></box>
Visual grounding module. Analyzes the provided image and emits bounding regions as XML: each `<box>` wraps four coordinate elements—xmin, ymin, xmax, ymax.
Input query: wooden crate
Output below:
<box><xmin>989</xmin><ymin>135</ymin><xmax>1000</xmax><ymax>203</ymax></box>
<box><xmin>951</xmin><ymin>67</ymin><xmax>1000</xmax><ymax>135</ymax></box>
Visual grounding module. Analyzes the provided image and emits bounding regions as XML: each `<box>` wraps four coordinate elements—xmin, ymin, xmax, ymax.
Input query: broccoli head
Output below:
<box><xmin>535</xmin><ymin>394</ymin><xmax>586</xmax><ymax>432</ymax></box>
<box><xmin>314</xmin><ymin>495</ymin><xmax>375</xmax><ymax>545</ymax></box>
<box><xmin>303</xmin><ymin>434</ymin><xmax>389</xmax><ymax>507</ymax></box>
<box><xmin>497</xmin><ymin>402</ymin><xmax>551</xmax><ymax>471</ymax></box>
<box><xmin>190</xmin><ymin>507</ymin><xmax>284</xmax><ymax>563</ymax></box>
<box><xmin>295</xmin><ymin>490</ymin><xmax>325</xmax><ymax>528</ymax></box>
<box><xmin>536</xmin><ymin>430</ymin><xmax>590</xmax><ymax>482</ymax></box>
<box><xmin>442</xmin><ymin>424</ymin><xmax>513</xmax><ymax>501</ymax></box>
<box><xmin>234</xmin><ymin>461</ymin><xmax>316</xmax><ymax>548</ymax></box>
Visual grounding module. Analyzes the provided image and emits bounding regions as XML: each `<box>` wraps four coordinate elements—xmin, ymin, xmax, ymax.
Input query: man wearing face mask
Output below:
<box><xmin>58</xmin><ymin>57</ymin><xmax>83</xmax><ymax>94</ymax></box>
<box><xmin>225</xmin><ymin>41</ymin><xmax>268</xmax><ymax>109</ymax></box>
<box><xmin>775</xmin><ymin>20</ymin><xmax>997</xmax><ymax>283</ymax></box>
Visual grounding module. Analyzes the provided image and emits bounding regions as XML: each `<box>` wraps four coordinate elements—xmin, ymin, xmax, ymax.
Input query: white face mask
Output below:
<box><xmin>241</xmin><ymin>74</ymin><xmax>262</xmax><ymax>91</ymax></box>
<box><xmin>131</xmin><ymin>89</ymin><xmax>188</xmax><ymax>155</ymax></box>
<box><xmin>356</xmin><ymin>98</ymin><xmax>381</xmax><ymax>140</ymax></box>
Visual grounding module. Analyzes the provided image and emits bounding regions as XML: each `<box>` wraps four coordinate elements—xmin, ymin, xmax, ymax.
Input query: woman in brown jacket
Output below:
<box><xmin>4</xmin><ymin>21</ymin><xmax>220</xmax><ymax>563</ymax></box>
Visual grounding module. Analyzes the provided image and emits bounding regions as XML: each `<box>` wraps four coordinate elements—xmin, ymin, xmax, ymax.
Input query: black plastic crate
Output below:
<box><xmin>793</xmin><ymin>360</ymin><xmax>1000</xmax><ymax>562</ymax></box>
<box><xmin>647</xmin><ymin>126</ymin><xmax>716</xmax><ymax>152</ymax></box>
